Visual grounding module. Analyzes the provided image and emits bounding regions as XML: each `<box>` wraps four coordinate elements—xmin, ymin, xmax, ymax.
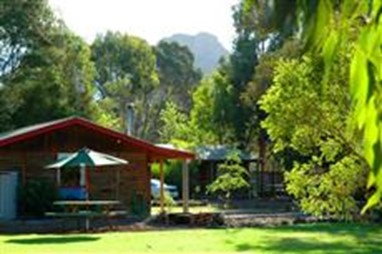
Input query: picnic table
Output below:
<box><xmin>46</xmin><ymin>200</ymin><xmax>126</xmax><ymax>231</ymax></box>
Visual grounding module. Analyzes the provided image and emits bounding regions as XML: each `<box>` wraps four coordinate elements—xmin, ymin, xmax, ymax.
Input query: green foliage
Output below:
<box><xmin>192</xmin><ymin>71</ymin><xmax>238</xmax><ymax>145</ymax></box>
<box><xmin>226</xmin><ymin>0</ymin><xmax>300</xmax><ymax>156</ymax></box>
<box><xmin>260</xmin><ymin>57</ymin><xmax>324</xmax><ymax>153</ymax></box>
<box><xmin>238</xmin><ymin>0</ymin><xmax>382</xmax><ymax>217</ymax></box>
<box><xmin>207</xmin><ymin>152</ymin><xmax>249</xmax><ymax>206</ymax></box>
<box><xmin>159</xmin><ymin>101</ymin><xmax>190</xmax><ymax>145</ymax></box>
<box><xmin>348</xmin><ymin>2</ymin><xmax>382</xmax><ymax>212</ymax></box>
<box><xmin>159</xmin><ymin>68</ymin><xmax>242</xmax><ymax>148</ymax></box>
<box><xmin>240</xmin><ymin>0</ymin><xmax>298</xmax><ymax>40</ymax></box>
<box><xmin>163</xmin><ymin>1</ymin><xmax>266</xmax><ymax>150</ymax></box>
<box><xmin>0</xmin><ymin>0</ymin><xmax>57</xmax><ymax>75</ymax></box>
<box><xmin>260</xmin><ymin>53</ymin><xmax>368</xmax><ymax>219</ymax></box>
<box><xmin>159</xmin><ymin>0</ymin><xmax>300</xmax><ymax>149</ymax></box>
<box><xmin>0</xmin><ymin>1</ymin><xmax>101</xmax><ymax>131</ymax></box>
<box><xmin>153</xmin><ymin>41</ymin><xmax>202</xmax><ymax>143</ymax></box>
<box><xmin>95</xmin><ymin>97</ymin><xmax>123</xmax><ymax>129</ymax></box>
<box><xmin>91</xmin><ymin>31</ymin><xmax>159</xmax><ymax>140</ymax></box>
<box><xmin>248</xmin><ymin>0</ymin><xmax>382</xmax><ymax>213</ymax></box>
<box><xmin>155</xmin><ymin>41</ymin><xmax>202</xmax><ymax>112</ymax></box>
<box><xmin>151</xmin><ymin>161</ymin><xmax>179</xmax><ymax>185</ymax></box>
<box><xmin>189</xmin><ymin>76</ymin><xmax>224</xmax><ymax>145</ymax></box>
<box><xmin>243</xmin><ymin>39</ymin><xmax>302</xmax><ymax>104</ymax></box>
<box><xmin>286</xmin><ymin>157</ymin><xmax>366</xmax><ymax>220</ymax></box>
<box><xmin>92</xmin><ymin>31</ymin><xmax>158</xmax><ymax>95</ymax></box>
<box><xmin>242</xmin><ymin>40</ymin><xmax>303</xmax><ymax>159</ymax></box>
<box><xmin>227</xmin><ymin>36</ymin><xmax>259</xmax><ymax>148</ymax></box>
<box><xmin>163</xmin><ymin>191</ymin><xmax>176</xmax><ymax>212</ymax></box>
<box><xmin>11</xmin><ymin>33</ymin><xmax>98</xmax><ymax>123</ymax></box>
<box><xmin>18</xmin><ymin>179</ymin><xmax>58</xmax><ymax>217</ymax></box>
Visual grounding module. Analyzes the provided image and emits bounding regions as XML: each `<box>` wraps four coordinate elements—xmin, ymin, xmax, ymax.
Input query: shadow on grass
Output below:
<box><xmin>230</xmin><ymin>223</ymin><xmax>382</xmax><ymax>253</ymax></box>
<box><xmin>269</xmin><ymin>222</ymin><xmax>382</xmax><ymax>239</ymax></box>
<box><xmin>227</xmin><ymin>222</ymin><xmax>382</xmax><ymax>238</ymax></box>
<box><xmin>234</xmin><ymin>237</ymin><xmax>365</xmax><ymax>253</ymax></box>
<box><xmin>235</xmin><ymin>243</ymin><xmax>257</xmax><ymax>252</ymax></box>
<box><xmin>6</xmin><ymin>236</ymin><xmax>100</xmax><ymax>245</ymax></box>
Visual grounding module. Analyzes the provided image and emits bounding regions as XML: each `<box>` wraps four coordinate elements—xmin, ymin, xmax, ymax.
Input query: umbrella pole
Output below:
<box><xmin>86</xmin><ymin>168</ymin><xmax>90</xmax><ymax>200</ymax></box>
<box><xmin>85</xmin><ymin>167</ymin><xmax>89</xmax><ymax>232</ymax></box>
<box><xmin>56</xmin><ymin>168</ymin><xmax>61</xmax><ymax>187</ymax></box>
<box><xmin>79</xmin><ymin>164</ymin><xmax>88</xmax><ymax>200</ymax></box>
<box><xmin>79</xmin><ymin>163</ymin><xmax>90</xmax><ymax>231</ymax></box>
<box><xmin>116</xmin><ymin>168</ymin><xmax>120</xmax><ymax>200</ymax></box>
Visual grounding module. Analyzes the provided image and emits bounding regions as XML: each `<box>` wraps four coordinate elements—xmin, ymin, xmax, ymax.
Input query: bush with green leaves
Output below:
<box><xmin>18</xmin><ymin>178</ymin><xmax>58</xmax><ymax>218</ymax></box>
<box><xmin>207</xmin><ymin>152</ymin><xmax>249</xmax><ymax>207</ymax></box>
<box><xmin>286</xmin><ymin>157</ymin><xmax>366</xmax><ymax>220</ymax></box>
<box><xmin>130</xmin><ymin>191</ymin><xmax>149</xmax><ymax>217</ymax></box>
<box><xmin>260</xmin><ymin>53</ymin><xmax>368</xmax><ymax>219</ymax></box>
<box><xmin>163</xmin><ymin>191</ymin><xmax>176</xmax><ymax>213</ymax></box>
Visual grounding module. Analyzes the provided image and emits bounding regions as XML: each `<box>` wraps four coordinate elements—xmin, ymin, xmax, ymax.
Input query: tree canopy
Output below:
<box><xmin>155</xmin><ymin>40</ymin><xmax>202</xmax><ymax>112</ymax></box>
<box><xmin>91</xmin><ymin>32</ymin><xmax>160</xmax><ymax>139</ymax></box>
<box><xmin>0</xmin><ymin>0</ymin><xmax>101</xmax><ymax>132</ymax></box>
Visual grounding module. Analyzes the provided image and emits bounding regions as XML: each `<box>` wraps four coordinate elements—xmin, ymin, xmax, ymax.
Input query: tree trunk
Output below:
<box><xmin>258</xmin><ymin>134</ymin><xmax>267</xmax><ymax>196</ymax></box>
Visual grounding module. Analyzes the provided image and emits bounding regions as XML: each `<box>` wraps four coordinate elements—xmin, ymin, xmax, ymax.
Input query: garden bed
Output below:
<box><xmin>0</xmin><ymin>211</ymin><xmax>317</xmax><ymax>234</ymax></box>
<box><xmin>147</xmin><ymin>210</ymin><xmax>320</xmax><ymax>229</ymax></box>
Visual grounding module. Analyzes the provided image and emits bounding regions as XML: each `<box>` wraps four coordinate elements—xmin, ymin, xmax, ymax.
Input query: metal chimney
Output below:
<box><xmin>126</xmin><ymin>103</ymin><xmax>135</xmax><ymax>136</ymax></box>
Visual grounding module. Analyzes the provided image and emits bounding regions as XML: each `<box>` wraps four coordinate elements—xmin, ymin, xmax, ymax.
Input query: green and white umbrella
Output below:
<box><xmin>46</xmin><ymin>148</ymin><xmax>128</xmax><ymax>198</ymax></box>
<box><xmin>46</xmin><ymin>148</ymin><xmax>128</xmax><ymax>169</ymax></box>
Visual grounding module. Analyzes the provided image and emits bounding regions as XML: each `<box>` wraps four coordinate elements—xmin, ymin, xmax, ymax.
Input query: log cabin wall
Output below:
<box><xmin>87</xmin><ymin>152</ymin><xmax>150</xmax><ymax>210</ymax></box>
<box><xmin>0</xmin><ymin>125</ymin><xmax>151</xmax><ymax>211</ymax></box>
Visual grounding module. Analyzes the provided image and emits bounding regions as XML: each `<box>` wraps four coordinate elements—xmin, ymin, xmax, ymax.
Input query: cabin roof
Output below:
<box><xmin>0</xmin><ymin>116</ymin><xmax>194</xmax><ymax>160</ymax></box>
<box><xmin>196</xmin><ymin>145</ymin><xmax>257</xmax><ymax>161</ymax></box>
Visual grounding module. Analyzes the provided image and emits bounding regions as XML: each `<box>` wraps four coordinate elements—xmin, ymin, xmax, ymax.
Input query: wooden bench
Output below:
<box><xmin>45</xmin><ymin>210</ymin><xmax>128</xmax><ymax>231</ymax></box>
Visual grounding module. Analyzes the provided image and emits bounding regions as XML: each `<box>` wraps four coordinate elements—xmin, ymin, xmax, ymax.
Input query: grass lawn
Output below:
<box><xmin>1</xmin><ymin>223</ymin><xmax>382</xmax><ymax>254</ymax></box>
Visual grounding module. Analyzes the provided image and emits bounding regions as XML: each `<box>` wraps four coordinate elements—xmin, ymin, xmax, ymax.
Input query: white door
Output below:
<box><xmin>0</xmin><ymin>172</ymin><xmax>18</xmax><ymax>220</ymax></box>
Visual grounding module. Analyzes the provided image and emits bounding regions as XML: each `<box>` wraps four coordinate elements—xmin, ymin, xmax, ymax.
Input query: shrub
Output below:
<box><xmin>18</xmin><ymin>178</ymin><xmax>58</xmax><ymax>217</ymax></box>
<box><xmin>164</xmin><ymin>191</ymin><xmax>176</xmax><ymax>212</ymax></box>
<box><xmin>130</xmin><ymin>191</ymin><xmax>149</xmax><ymax>217</ymax></box>
<box><xmin>207</xmin><ymin>151</ymin><xmax>249</xmax><ymax>207</ymax></box>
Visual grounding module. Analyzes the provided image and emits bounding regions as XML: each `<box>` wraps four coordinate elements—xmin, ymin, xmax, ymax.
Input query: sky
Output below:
<box><xmin>49</xmin><ymin>0</ymin><xmax>238</xmax><ymax>50</ymax></box>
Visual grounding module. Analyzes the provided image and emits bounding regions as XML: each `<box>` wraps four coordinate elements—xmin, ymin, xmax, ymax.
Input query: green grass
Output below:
<box><xmin>1</xmin><ymin>223</ymin><xmax>382</xmax><ymax>254</ymax></box>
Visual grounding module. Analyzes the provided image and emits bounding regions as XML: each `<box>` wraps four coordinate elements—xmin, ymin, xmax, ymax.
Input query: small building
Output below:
<box><xmin>0</xmin><ymin>117</ymin><xmax>193</xmax><ymax>218</ymax></box>
<box><xmin>196</xmin><ymin>145</ymin><xmax>284</xmax><ymax>197</ymax></box>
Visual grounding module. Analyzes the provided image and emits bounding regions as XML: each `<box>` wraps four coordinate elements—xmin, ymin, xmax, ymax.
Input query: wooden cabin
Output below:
<box><xmin>0</xmin><ymin>117</ymin><xmax>194</xmax><ymax>217</ymax></box>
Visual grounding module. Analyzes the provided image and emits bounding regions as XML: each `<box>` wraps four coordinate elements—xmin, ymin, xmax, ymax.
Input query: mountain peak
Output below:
<box><xmin>162</xmin><ymin>32</ymin><xmax>229</xmax><ymax>74</ymax></box>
